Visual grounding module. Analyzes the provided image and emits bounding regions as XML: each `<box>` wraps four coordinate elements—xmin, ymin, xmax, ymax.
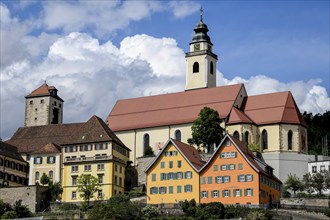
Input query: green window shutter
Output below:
<box><xmin>200</xmin><ymin>192</ymin><xmax>203</xmax><ymax>198</ymax></box>
<box><xmin>251</xmin><ymin>189</ymin><xmax>253</xmax><ymax>196</ymax></box>
<box><xmin>208</xmin><ymin>176</ymin><xmax>212</xmax><ymax>184</ymax></box>
<box><xmin>152</xmin><ymin>174</ymin><xmax>156</xmax><ymax>181</ymax></box>
<box><xmin>206</xmin><ymin>191</ymin><xmax>208</xmax><ymax>198</ymax></box>
<box><xmin>227</xmin><ymin>165</ymin><xmax>230</xmax><ymax>170</ymax></box>
<box><xmin>214</xmin><ymin>165</ymin><xmax>218</xmax><ymax>171</ymax></box>
<box><xmin>244</xmin><ymin>189</ymin><xmax>247</xmax><ymax>196</ymax></box>
<box><xmin>228</xmin><ymin>176</ymin><xmax>231</xmax><ymax>182</ymax></box>
<box><xmin>239</xmin><ymin>189</ymin><xmax>242</xmax><ymax>197</ymax></box>
<box><xmin>222</xmin><ymin>190</ymin><xmax>225</xmax><ymax>197</ymax></box>
<box><xmin>233</xmin><ymin>164</ymin><xmax>236</xmax><ymax>169</ymax></box>
<box><xmin>177</xmin><ymin>185</ymin><xmax>181</xmax><ymax>193</ymax></box>
<box><xmin>237</xmin><ymin>175</ymin><xmax>240</xmax><ymax>182</ymax></box>
<box><xmin>169</xmin><ymin>186</ymin><xmax>173</xmax><ymax>194</ymax></box>
<box><xmin>251</xmin><ymin>175</ymin><xmax>254</xmax><ymax>181</ymax></box>
<box><xmin>238</xmin><ymin>163</ymin><xmax>242</xmax><ymax>170</ymax></box>
<box><xmin>235</xmin><ymin>152</ymin><xmax>237</xmax><ymax>158</ymax></box>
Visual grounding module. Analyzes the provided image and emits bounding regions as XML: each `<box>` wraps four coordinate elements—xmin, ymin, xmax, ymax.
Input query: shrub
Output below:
<box><xmin>297</xmin><ymin>192</ymin><xmax>308</xmax><ymax>198</ymax></box>
<box><xmin>224</xmin><ymin>205</ymin><xmax>251</xmax><ymax>219</ymax></box>
<box><xmin>141</xmin><ymin>205</ymin><xmax>159</xmax><ymax>220</ymax></box>
<box><xmin>283</xmin><ymin>190</ymin><xmax>291</xmax><ymax>198</ymax></box>
<box><xmin>129</xmin><ymin>189</ymin><xmax>146</xmax><ymax>198</ymax></box>
<box><xmin>245</xmin><ymin>210</ymin><xmax>268</xmax><ymax>220</ymax></box>
<box><xmin>1</xmin><ymin>211</ymin><xmax>18</xmax><ymax>219</ymax></box>
<box><xmin>324</xmin><ymin>208</ymin><xmax>330</xmax><ymax>217</ymax></box>
<box><xmin>59</xmin><ymin>203</ymin><xmax>78</xmax><ymax>210</ymax></box>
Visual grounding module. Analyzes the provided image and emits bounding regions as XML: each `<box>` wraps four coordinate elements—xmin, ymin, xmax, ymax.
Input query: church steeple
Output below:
<box><xmin>185</xmin><ymin>7</ymin><xmax>218</xmax><ymax>91</ymax></box>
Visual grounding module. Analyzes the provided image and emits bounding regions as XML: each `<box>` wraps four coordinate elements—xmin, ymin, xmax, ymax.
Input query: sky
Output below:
<box><xmin>0</xmin><ymin>0</ymin><xmax>329</xmax><ymax>140</ymax></box>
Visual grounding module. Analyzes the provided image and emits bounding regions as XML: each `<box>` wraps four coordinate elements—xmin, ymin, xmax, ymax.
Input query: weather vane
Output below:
<box><xmin>200</xmin><ymin>6</ymin><xmax>203</xmax><ymax>22</ymax></box>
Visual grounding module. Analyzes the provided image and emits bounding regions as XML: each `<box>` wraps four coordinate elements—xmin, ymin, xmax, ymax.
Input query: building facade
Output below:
<box><xmin>0</xmin><ymin>141</ymin><xmax>29</xmax><ymax>187</ymax></box>
<box><xmin>145</xmin><ymin>139</ymin><xmax>205</xmax><ymax>205</ymax></box>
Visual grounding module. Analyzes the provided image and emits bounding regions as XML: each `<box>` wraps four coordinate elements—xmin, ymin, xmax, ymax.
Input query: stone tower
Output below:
<box><xmin>185</xmin><ymin>8</ymin><xmax>218</xmax><ymax>91</ymax></box>
<box><xmin>24</xmin><ymin>83</ymin><xmax>64</xmax><ymax>127</ymax></box>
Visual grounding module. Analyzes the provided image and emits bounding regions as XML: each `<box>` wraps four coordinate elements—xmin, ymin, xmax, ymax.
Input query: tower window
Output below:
<box><xmin>29</xmin><ymin>100</ymin><xmax>33</xmax><ymax>105</ymax></box>
<box><xmin>262</xmin><ymin>130</ymin><xmax>268</xmax><ymax>150</ymax></box>
<box><xmin>193</xmin><ymin>62</ymin><xmax>199</xmax><ymax>73</ymax></box>
<box><xmin>288</xmin><ymin>130</ymin><xmax>293</xmax><ymax>150</ymax></box>
<box><xmin>175</xmin><ymin>130</ymin><xmax>181</xmax><ymax>142</ymax></box>
<box><xmin>34</xmin><ymin>117</ymin><xmax>37</xmax><ymax>120</ymax></box>
<box><xmin>40</xmin><ymin>99</ymin><xmax>44</xmax><ymax>104</ymax></box>
<box><xmin>143</xmin><ymin>133</ymin><xmax>150</xmax><ymax>155</ymax></box>
<box><xmin>210</xmin><ymin>61</ymin><xmax>214</xmax><ymax>75</ymax></box>
<box><xmin>35</xmin><ymin>108</ymin><xmax>38</xmax><ymax>111</ymax></box>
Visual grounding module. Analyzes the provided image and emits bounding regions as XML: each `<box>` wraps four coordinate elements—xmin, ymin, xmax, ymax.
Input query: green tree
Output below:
<box><xmin>284</xmin><ymin>173</ymin><xmax>304</xmax><ymax>197</ymax></box>
<box><xmin>312</xmin><ymin>172</ymin><xmax>325</xmax><ymax>196</ymax></box>
<box><xmin>141</xmin><ymin>205</ymin><xmax>159</xmax><ymax>220</ymax></box>
<box><xmin>40</xmin><ymin>173</ymin><xmax>50</xmax><ymax>186</ymax></box>
<box><xmin>323</xmin><ymin>170</ymin><xmax>330</xmax><ymax>190</ymax></box>
<box><xmin>188</xmin><ymin>107</ymin><xmax>224</xmax><ymax>153</ymax></box>
<box><xmin>1</xmin><ymin>211</ymin><xmax>18</xmax><ymax>219</ymax></box>
<box><xmin>302</xmin><ymin>173</ymin><xmax>314</xmax><ymax>195</ymax></box>
<box><xmin>48</xmin><ymin>181</ymin><xmax>63</xmax><ymax>201</ymax></box>
<box><xmin>77</xmin><ymin>174</ymin><xmax>100</xmax><ymax>207</ymax></box>
<box><xmin>143</xmin><ymin>146</ymin><xmax>155</xmax><ymax>157</ymax></box>
<box><xmin>13</xmin><ymin>200</ymin><xmax>32</xmax><ymax>218</ymax></box>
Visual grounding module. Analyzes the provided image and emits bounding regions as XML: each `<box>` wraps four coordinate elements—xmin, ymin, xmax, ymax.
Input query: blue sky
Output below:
<box><xmin>0</xmin><ymin>0</ymin><xmax>329</xmax><ymax>139</ymax></box>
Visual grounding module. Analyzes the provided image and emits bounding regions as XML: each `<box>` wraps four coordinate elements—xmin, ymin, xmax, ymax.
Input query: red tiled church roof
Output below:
<box><xmin>25</xmin><ymin>83</ymin><xmax>64</xmax><ymax>102</ymax></box>
<box><xmin>226</xmin><ymin>107</ymin><xmax>254</xmax><ymax>125</ymax></box>
<box><xmin>107</xmin><ymin>84</ymin><xmax>245</xmax><ymax>131</ymax></box>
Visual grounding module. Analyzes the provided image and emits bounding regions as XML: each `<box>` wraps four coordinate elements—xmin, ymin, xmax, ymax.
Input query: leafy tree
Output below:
<box><xmin>302</xmin><ymin>173</ymin><xmax>314</xmax><ymax>195</ymax></box>
<box><xmin>324</xmin><ymin>170</ymin><xmax>330</xmax><ymax>189</ymax></box>
<box><xmin>248</xmin><ymin>143</ymin><xmax>260</xmax><ymax>152</ymax></box>
<box><xmin>108</xmin><ymin>194</ymin><xmax>130</xmax><ymax>205</ymax></box>
<box><xmin>284</xmin><ymin>173</ymin><xmax>304</xmax><ymax>197</ymax></box>
<box><xmin>182</xmin><ymin>199</ymin><xmax>197</xmax><ymax>217</ymax></box>
<box><xmin>48</xmin><ymin>181</ymin><xmax>63</xmax><ymax>201</ymax></box>
<box><xmin>141</xmin><ymin>205</ymin><xmax>159</xmax><ymax>220</ymax></box>
<box><xmin>40</xmin><ymin>173</ymin><xmax>50</xmax><ymax>186</ymax></box>
<box><xmin>188</xmin><ymin>107</ymin><xmax>224</xmax><ymax>153</ymax></box>
<box><xmin>77</xmin><ymin>174</ymin><xmax>100</xmax><ymax>206</ymax></box>
<box><xmin>0</xmin><ymin>199</ymin><xmax>13</xmax><ymax>217</ymax></box>
<box><xmin>87</xmin><ymin>202</ymin><xmax>112</xmax><ymax>220</ymax></box>
<box><xmin>143</xmin><ymin>146</ymin><xmax>155</xmax><ymax>157</ymax></box>
<box><xmin>312</xmin><ymin>172</ymin><xmax>325</xmax><ymax>196</ymax></box>
<box><xmin>245</xmin><ymin>210</ymin><xmax>268</xmax><ymax>220</ymax></box>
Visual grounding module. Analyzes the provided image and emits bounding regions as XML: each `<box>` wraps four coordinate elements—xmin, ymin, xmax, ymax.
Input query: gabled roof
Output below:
<box><xmin>242</xmin><ymin>91</ymin><xmax>307</xmax><ymax>127</ymax></box>
<box><xmin>31</xmin><ymin>142</ymin><xmax>61</xmax><ymax>154</ymax></box>
<box><xmin>25</xmin><ymin>83</ymin><xmax>64</xmax><ymax>102</ymax></box>
<box><xmin>200</xmin><ymin>134</ymin><xmax>282</xmax><ymax>183</ymax></box>
<box><xmin>226</xmin><ymin>107</ymin><xmax>254</xmax><ymax>125</ymax></box>
<box><xmin>0</xmin><ymin>141</ymin><xmax>26</xmax><ymax>162</ymax></box>
<box><xmin>6</xmin><ymin>115</ymin><xmax>129</xmax><ymax>153</ymax></box>
<box><xmin>145</xmin><ymin>139</ymin><xmax>205</xmax><ymax>173</ymax></box>
<box><xmin>67</xmin><ymin>115</ymin><xmax>130</xmax><ymax>151</ymax></box>
<box><xmin>107</xmin><ymin>84</ymin><xmax>245</xmax><ymax>131</ymax></box>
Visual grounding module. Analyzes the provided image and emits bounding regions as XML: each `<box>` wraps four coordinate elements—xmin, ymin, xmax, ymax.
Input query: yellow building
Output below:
<box><xmin>61</xmin><ymin>116</ymin><xmax>130</xmax><ymax>203</ymax></box>
<box><xmin>0</xmin><ymin>141</ymin><xmax>29</xmax><ymax>187</ymax></box>
<box><xmin>145</xmin><ymin>139</ymin><xmax>205</xmax><ymax>206</ymax></box>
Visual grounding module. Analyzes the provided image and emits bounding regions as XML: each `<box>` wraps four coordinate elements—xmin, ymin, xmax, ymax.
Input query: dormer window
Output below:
<box><xmin>193</xmin><ymin>62</ymin><xmax>199</xmax><ymax>73</ymax></box>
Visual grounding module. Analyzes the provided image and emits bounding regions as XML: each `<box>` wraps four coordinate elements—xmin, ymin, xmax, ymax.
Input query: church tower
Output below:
<box><xmin>185</xmin><ymin>8</ymin><xmax>218</xmax><ymax>90</ymax></box>
<box><xmin>24</xmin><ymin>83</ymin><xmax>64</xmax><ymax>127</ymax></box>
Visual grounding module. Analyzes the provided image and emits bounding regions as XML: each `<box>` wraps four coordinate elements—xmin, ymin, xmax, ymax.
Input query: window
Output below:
<box><xmin>29</xmin><ymin>100</ymin><xmax>33</xmax><ymax>105</ymax></box>
<box><xmin>208</xmin><ymin>176</ymin><xmax>212</xmax><ymax>184</ymax></box>
<box><xmin>151</xmin><ymin>174</ymin><xmax>156</xmax><ymax>181</ymax></box>
<box><xmin>59</xmin><ymin>103</ymin><xmax>62</xmax><ymax>108</ymax></box>
<box><xmin>71</xmin><ymin>146</ymin><xmax>77</xmax><ymax>152</ymax></box>
<box><xmin>210</xmin><ymin>61</ymin><xmax>214</xmax><ymax>74</ymax></box>
<box><xmin>223</xmin><ymin>190</ymin><xmax>230</xmax><ymax>197</ymax></box>
<box><xmin>120</xmin><ymin>166</ymin><xmax>122</xmax><ymax>173</ymax></box>
<box><xmin>233</xmin><ymin>131</ymin><xmax>240</xmax><ymax>140</ymax></box>
<box><xmin>320</xmin><ymin>165</ymin><xmax>326</xmax><ymax>172</ymax></box>
<box><xmin>84</xmin><ymin>165</ymin><xmax>91</xmax><ymax>171</ymax></box>
<box><xmin>49</xmin><ymin>170</ymin><xmax>53</xmax><ymax>179</ymax></box>
<box><xmin>34</xmin><ymin>156</ymin><xmax>42</xmax><ymax>164</ymax></box>
<box><xmin>231</xmin><ymin>152</ymin><xmax>237</xmax><ymax>158</ymax></box>
<box><xmin>0</xmin><ymin>158</ymin><xmax>3</xmax><ymax>166</ymax></box>
<box><xmin>177</xmin><ymin>160</ymin><xmax>182</xmax><ymax>168</ymax></box>
<box><xmin>102</xmin><ymin>143</ymin><xmax>108</xmax><ymax>150</ymax></box>
<box><xmin>169</xmin><ymin>161</ymin><xmax>173</xmax><ymax>168</ymax></box>
<box><xmin>177</xmin><ymin>185</ymin><xmax>182</xmax><ymax>193</ymax></box>
<box><xmin>238</xmin><ymin>175</ymin><xmax>245</xmax><ymax>182</ymax></box>
<box><xmin>35</xmin><ymin>172</ymin><xmax>40</xmax><ymax>180</ymax></box>
<box><xmin>72</xmin><ymin>191</ymin><xmax>76</xmax><ymax>200</ymax></box>
<box><xmin>238</xmin><ymin>163</ymin><xmax>243</xmax><ymax>170</ymax></box>
<box><xmin>229</xmin><ymin>164</ymin><xmax>235</xmax><ymax>170</ymax></box>
<box><xmin>143</xmin><ymin>133</ymin><xmax>150</xmax><ymax>154</ymax></box>
<box><xmin>168</xmin><ymin>173</ymin><xmax>174</xmax><ymax>180</ymax></box>
<box><xmin>220</xmin><ymin>153</ymin><xmax>226</xmax><ymax>158</ymax></box>
<box><xmin>246</xmin><ymin>174</ymin><xmax>253</xmax><ymax>182</ymax></box>
<box><xmin>201</xmin><ymin>177</ymin><xmax>206</xmax><ymax>184</ymax></box>
<box><xmin>288</xmin><ymin>130</ymin><xmax>293</xmax><ymax>150</ymax></box>
<box><xmin>245</xmin><ymin>188</ymin><xmax>253</xmax><ymax>196</ymax></box>
<box><xmin>72</xmin><ymin>176</ymin><xmax>77</xmax><ymax>186</ymax></box>
<box><xmin>97</xmin><ymin>164</ymin><xmax>104</xmax><ymax>171</ymax></box>
<box><xmin>169</xmin><ymin>186</ymin><xmax>173</xmax><ymax>194</ymax></box>
<box><xmin>312</xmin><ymin>166</ymin><xmax>317</xmax><ymax>173</ymax></box>
<box><xmin>95</xmin><ymin>144</ymin><xmax>101</xmax><ymax>150</ymax></box>
<box><xmin>150</xmin><ymin>187</ymin><xmax>158</xmax><ymax>194</ymax></box>
<box><xmin>160</xmin><ymin>173</ymin><xmax>167</xmax><ymax>180</ymax></box>
<box><xmin>185</xmin><ymin>171</ymin><xmax>192</xmax><ymax>179</ymax></box>
<box><xmin>98</xmin><ymin>190</ymin><xmax>103</xmax><ymax>198</ymax></box>
<box><xmin>221</xmin><ymin>165</ymin><xmax>227</xmax><ymax>171</ymax></box>
<box><xmin>193</xmin><ymin>62</ymin><xmax>199</xmax><ymax>73</ymax></box>
<box><xmin>213</xmin><ymin>165</ymin><xmax>218</xmax><ymax>171</ymax></box>
<box><xmin>35</xmin><ymin>108</ymin><xmax>38</xmax><ymax>111</ymax></box>
<box><xmin>177</xmin><ymin>172</ymin><xmax>183</xmax><ymax>180</ymax></box>
<box><xmin>224</xmin><ymin>176</ymin><xmax>230</xmax><ymax>183</ymax></box>
<box><xmin>175</xmin><ymin>130</ymin><xmax>181</xmax><ymax>141</ymax></box>
<box><xmin>201</xmin><ymin>191</ymin><xmax>208</xmax><ymax>198</ymax></box>
<box><xmin>216</xmin><ymin>176</ymin><xmax>222</xmax><ymax>183</ymax></box>
<box><xmin>54</xmin><ymin>101</ymin><xmax>57</xmax><ymax>106</ymax></box>
<box><xmin>245</xmin><ymin>131</ymin><xmax>249</xmax><ymax>144</ymax></box>
<box><xmin>160</xmin><ymin>187</ymin><xmax>167</xmax><ymax>194</ymax></box>
<box><xmin>161</xmin><ymin>162</ymin><xmax>165</xmax><ymax>168</ymax></box>
<box><xmin>72</xmin><ymin>165</ymin><xmax>78</xmax><ymax>172</ymax></box>
<box><xmin>47</xmin><ymin>156</ymin><xmax>55</xmax><ymax>164</ymax></box>
<box><xmin>184</xmin><ymin>185</ymin><xmax>192</xmax><ymax>192</ymax></box>
<box><xmin>40</xmin><ymin>99</ymin><xmax>44</xmax><ymax>104</ymax></box>
<box><xmin>98</xmin><ymin>175</ymin><xmax>103</xmax><ymax>184</ymax></box>
<box><xmin>212</xmin><ymin>190</ymin><xmax>219</xmax><ymax>198</ymax></box>
<box><xmin>235</xmin><ymin>189</ymin><xmax>241</xmax><ymax>197</ymax></box>
<box><xmin>262</xmin><ymin>130</ymin><xmax>268</xmax><ymax>150</ymax></box>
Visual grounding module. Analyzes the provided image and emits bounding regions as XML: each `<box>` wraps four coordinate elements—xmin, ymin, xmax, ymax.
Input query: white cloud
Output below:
<box><xmin>168</xmin><ymin>1</ymin><xmax>200</xmax><ymax>19</ymax></box>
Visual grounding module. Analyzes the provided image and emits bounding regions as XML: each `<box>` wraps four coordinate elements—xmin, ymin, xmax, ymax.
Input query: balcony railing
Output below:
<box><xmin>64</xmin><ymin>155</ymin><xmax>113</xmax><ymax>163</ymax></box>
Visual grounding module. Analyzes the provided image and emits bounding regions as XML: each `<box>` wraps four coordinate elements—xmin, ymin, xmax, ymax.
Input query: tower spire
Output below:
<box><xmin>200</xmin><ymin>6</ymin><xmax>203</xmax><ymax>22</ymax></box>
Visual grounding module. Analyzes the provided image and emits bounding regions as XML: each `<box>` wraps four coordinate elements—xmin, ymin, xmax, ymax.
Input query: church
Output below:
<box><xmin>106</xmin><ymin>11</ymin><xmax>309</xmax><ymax>182</ymax></box>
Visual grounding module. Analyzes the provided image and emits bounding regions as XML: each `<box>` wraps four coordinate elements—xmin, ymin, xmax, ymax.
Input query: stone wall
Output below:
<box><xmin>0</xmin><ymin>185</ymin><xmax>48</xmax><ymax>213</ymax></box>
<box><xmin>136</xmin><ymin>156</ymin><xmax>156</xmax><ymax>185</ymax></box>
<box><xmin>280</xmin><ymin>198</ymin><xmax>329</xmax><ymax>211</ymax></box>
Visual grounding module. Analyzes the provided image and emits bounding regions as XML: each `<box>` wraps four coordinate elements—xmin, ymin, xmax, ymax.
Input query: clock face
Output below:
<box><xmin>194</xmin><ymin>43</ymin><xmax>200</xmax><ymax>51</ymax></box>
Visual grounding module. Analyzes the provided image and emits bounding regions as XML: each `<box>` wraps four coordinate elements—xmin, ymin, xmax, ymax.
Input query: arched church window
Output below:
<box><xmin>262</xmin><ymin>130</ymin><xmax>268</xmax><ymax>150</ymax></box>
<box><xmin>193</xmin><ymin>62</ymin><xmax>199</xmax><ymax>73</ymax></box>
<box><xmin>288</xmin><ymin>130</ymin><xmax>293</xmax><ymax>150</ymax></box>
<box><xmin>35</xmin><ymin>171</ymin><xmax>40</xmax><ymax>180</ymax></box>
<box><xmin>233</xmin><ymin>131</ymin><xmax>239</xmax><ymax>140</ymax></box>
<box><xmin>245</xmin><ymin>131</ymin><xmax>249</xmax><ymax>144</ymax></box>
<box><xmin>175</xmin><ymin>130</ymin><xmax>181</xmax><ymax>142</ymax></box>
<box><xmin>210</xmin><ymin>61</ymin><xmax>214</xmax><ymax>74</ymax></box>
<box><xmin>49</xmin><ymin>170</ymin><xmax>54</xmax><ymax>179</ymax></box>
<box><xmin>143</xmin><ymin>133</ymin><xmax>150</xmax><ymax>150</ymax></box>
